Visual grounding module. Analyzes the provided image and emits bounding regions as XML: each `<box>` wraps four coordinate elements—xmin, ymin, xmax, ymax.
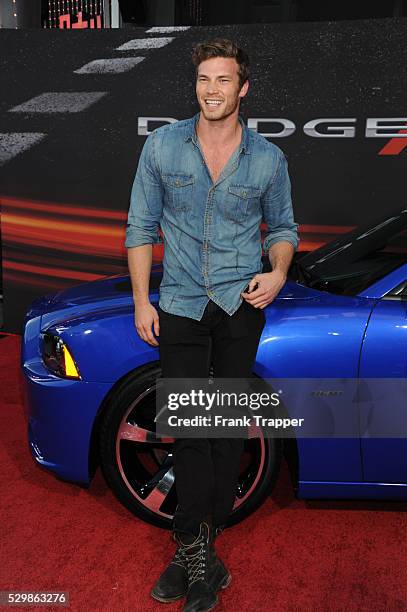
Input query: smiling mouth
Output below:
<box><xmin>205</xmin><ymin>99</ymin><xmax>223</xmax><ymax>107</ymax></box>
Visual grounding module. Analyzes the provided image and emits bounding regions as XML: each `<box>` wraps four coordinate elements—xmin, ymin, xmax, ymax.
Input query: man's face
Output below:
<box><xmin>196</xmin><ymin>56</ymin><xmax>248</xmax><ymax>122</ymax></box>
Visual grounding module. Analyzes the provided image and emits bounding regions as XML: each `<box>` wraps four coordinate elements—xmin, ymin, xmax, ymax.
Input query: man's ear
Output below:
<box><xmin>239</xmin><ymin>80</ymin><xmax>249</xmax><ymax>99</ymax></box>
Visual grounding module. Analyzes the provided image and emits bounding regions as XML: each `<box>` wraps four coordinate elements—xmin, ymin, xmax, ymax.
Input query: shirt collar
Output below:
<box><xmin>184</xmin><ymin>112</ymin><xmax>251</xmax><ymax>155</ymax></box>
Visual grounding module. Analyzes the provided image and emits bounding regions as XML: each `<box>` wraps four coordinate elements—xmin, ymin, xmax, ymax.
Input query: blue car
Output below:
<box><xmin>22</xmin><ymin>209</ymin><xmax>407</xmax><ymax>528</ymax></box>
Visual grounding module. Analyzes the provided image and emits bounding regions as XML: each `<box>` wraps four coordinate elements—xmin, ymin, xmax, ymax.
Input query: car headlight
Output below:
<box><xmin>41</xmin><ymin>332</ymin><xmax>81</xmax><ymax>380</ymax></box>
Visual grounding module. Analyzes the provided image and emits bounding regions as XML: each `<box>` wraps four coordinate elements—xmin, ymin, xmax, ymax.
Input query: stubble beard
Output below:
<box><xmin>199</xmin><ymin>94</ymin><xmax>240</xmax><ymax>122</ymax></box>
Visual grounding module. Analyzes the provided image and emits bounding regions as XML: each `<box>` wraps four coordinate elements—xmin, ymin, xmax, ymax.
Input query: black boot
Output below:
<box><xmin>177</xmin><ymin>522</ymin><xmax>226</xmax><ymax>612</ymax></box>
<box><xmin>151</xmin><ymin>527</ymin><xmax>231</xmax><ymax>604</ymax></box>
<box><xmin>208</xmin><ymin>526</ymin><xmax>232</xmax><ymax>594</ymax></box>
<box><xmin>150</xmin><ymin>533</ymin><xmax>188</xmax><ymax>602</ymax></box>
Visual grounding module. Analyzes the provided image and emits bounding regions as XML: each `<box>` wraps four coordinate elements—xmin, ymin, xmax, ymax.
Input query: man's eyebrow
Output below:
<box><xmin>197</xmin><ymin>73</ymin><xmax>233</xmax><ymax>78</ymax></box>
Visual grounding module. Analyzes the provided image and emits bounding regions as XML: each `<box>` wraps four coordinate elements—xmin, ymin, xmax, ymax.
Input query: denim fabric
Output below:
<box><xmin>125</xmin><ymin>112</ymin><xmax>299</xmax><ymax>320</ymax></box>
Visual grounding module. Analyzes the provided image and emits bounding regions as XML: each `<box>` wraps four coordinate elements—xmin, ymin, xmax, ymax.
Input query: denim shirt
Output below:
<box><xmin>125</xmin><ymin>112</ymin><xmax>299</xmax><ymax>320</ymax></box>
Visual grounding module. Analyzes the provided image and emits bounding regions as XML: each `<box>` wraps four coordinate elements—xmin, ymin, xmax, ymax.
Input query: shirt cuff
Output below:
<box><xmin>125</xmin><ymin>227</ymin><xmax>160</xmax><ymax>248</ymax></box>
<box><xmin>263</xmin><ymin>233</ymin><xmax>299</xmax><ymax>253</ymax></box>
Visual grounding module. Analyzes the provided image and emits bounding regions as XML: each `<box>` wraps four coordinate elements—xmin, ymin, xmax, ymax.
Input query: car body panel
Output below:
<box><xmin>22</xmin><ymin>311</ymin><xmax>114</xmax><ymax>482</ymax></box>
<box><xmin>26</xmin><ymin>369</ymin><xmax>112</xmax><ymax>483</ymax></box>
<box><xmin>298</xmin><ymin>481</ymin><xmax>407</xmax><ymax>499</ymax></box>
<box><xmin>358</xmin><ymin>298</ymin><xmax>407</xmax><ymax>483</ymax></box>
<box><xmin>255</xmin><ymin>292</ymin><xmax>376</xmax><ymax>483</ymax></box>
<box><xmin>42</xmin><ymin>302</ymin><xmax>159</xmax><ymax>383</ymax></box>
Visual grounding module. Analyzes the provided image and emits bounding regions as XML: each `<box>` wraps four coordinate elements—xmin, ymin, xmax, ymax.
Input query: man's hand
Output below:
<box><xmin>134</xmin><ymin>302</ymin><xmax>160</xmax><ymax>346</ymax></box>
<box><xmin>241</xmin><ymin>270</ymin><xmax>287</xmax><ymax>309</ymax></box>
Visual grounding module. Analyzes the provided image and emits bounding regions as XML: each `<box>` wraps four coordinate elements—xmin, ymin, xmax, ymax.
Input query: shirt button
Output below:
<box><xmin>175</xmin><ymin>180</ymin><xmax>180</xmax><ymax>186</ymax></box>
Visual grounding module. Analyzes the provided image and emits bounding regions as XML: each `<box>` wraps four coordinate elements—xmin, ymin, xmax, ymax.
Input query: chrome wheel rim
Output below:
<box><xmin>115</xmin><ymin>381</ymin><xmax>267</xmax><ymax>520</ymax></box>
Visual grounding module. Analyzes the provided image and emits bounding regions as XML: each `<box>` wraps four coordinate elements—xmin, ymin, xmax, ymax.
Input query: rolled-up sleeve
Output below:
<box><xmin>125</xmin><ymin>131</ymin><xmax>164</xmax><ymax>248</ymax></box>
<box><xmin>262</xmin><ymin>151</ymin><xmax>299</xmax><ymax>253</ymax></box>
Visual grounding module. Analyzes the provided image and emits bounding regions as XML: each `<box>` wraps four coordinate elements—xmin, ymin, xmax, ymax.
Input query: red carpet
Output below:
<box><xmin>1</xmin><ymin>332</ymin><xmax>407</xmax><ymax>611</ymax></box>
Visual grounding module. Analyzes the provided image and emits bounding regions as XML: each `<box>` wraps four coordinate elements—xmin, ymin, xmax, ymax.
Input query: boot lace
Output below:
<box><xmin>182</xmin><ymin>540</ymin><xmax>207</xmax><ymax>587</ymax></box>
<box><xmin>170</xmin><ymin>546</ymin><xmax>187</xmax><ymax>569</ymax></box>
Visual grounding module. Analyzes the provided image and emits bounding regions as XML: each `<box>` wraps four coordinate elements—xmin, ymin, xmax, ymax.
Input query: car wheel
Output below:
<box><xmin>99</xmin><ymin>362</ymin><xmax>282</xmax><ymax>528</ymax></box>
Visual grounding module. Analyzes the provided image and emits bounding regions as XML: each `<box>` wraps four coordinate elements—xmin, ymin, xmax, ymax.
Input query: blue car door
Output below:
<box><xmin>358</xmin><ymin>296</ymin><xmax>407</xmax><ymax>482</ymax></box>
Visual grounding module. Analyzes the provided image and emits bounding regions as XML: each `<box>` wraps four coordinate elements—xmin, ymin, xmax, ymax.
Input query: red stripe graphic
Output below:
<box><xmin>378</xmin><ymin>123</ymin><xmax>407</xmax><ymax>155</ymax></box>
<box><xmin>1</xmin><ymin>196</ymin><xmax>126</xmax><ymax>220</ymax></box>
<box><xmin>1</xmin><ymin>195</ymin><xmax>352</xmax><ymax>290</ymax></box>
<box><xmin>3</xmin><ymin>259</ymin><xmax>101</xmax><ymax>282</ymax></box>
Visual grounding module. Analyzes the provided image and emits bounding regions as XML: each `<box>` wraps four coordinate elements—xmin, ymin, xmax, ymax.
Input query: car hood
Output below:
<box><xmin>35</xmin><ymin>273</ymin><xmax>318</xmax><ymax>331</ymax></box>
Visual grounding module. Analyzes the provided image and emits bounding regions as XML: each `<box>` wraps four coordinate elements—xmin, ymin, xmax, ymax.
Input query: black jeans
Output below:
<box><xmin>158</xmin><ymin>299</ymin><xmax>265</xmax><ymax>536</ymax></box>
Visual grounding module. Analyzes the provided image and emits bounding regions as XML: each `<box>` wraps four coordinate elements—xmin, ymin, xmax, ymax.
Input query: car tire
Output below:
<box><xmin>99</xmin><ymin>362</ymin><xmax>282</xmax><ymax>529</ymax></box>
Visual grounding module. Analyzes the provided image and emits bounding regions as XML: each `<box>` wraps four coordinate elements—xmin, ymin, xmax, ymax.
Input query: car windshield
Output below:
<box><xmin>294</xmin><ymin>210</ymin><xmax>407</xmax><ymax>296</ymax></box>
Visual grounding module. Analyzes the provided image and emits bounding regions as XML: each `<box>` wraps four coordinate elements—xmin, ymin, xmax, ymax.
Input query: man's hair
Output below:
<box><xmin>191</xmin><ymin>38</ymin><xmax>250</xmax><ymax>89</ymax></box>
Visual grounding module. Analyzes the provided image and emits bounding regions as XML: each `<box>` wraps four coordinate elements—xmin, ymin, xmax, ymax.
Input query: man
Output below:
<box><xmin>125</xmin><ymin>38</ymin><xmax>298</xmax><ymax>612</ymax></box>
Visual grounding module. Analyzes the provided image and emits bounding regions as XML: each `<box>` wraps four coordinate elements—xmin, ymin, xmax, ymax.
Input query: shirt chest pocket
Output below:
<box><xmin>226</xmin><ymin>185</ymin><xmax>262</xmax><ymax>223</ymax></box>
<box><xmin>162</xmin><ymin>174</ymin><xmax>195</xmax><ymax>212</ymax></box>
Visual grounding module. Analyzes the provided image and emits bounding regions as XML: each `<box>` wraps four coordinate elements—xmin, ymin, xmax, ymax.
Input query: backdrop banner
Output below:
<box><xmin>0</xmin><ymin>19</ymin><xmax>406</xmax><ymax>333</ymax></box>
